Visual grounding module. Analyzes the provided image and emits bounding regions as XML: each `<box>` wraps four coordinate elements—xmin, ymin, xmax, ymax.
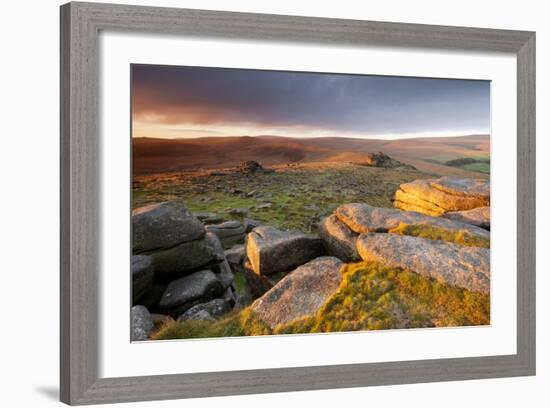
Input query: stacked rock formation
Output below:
<box><xmin>318</xmin><ymin>202</ymin><xmax>490</xmax><ymax>294</ymax></box>
<box><xmin>130</xmin><ymin>176</ymin><xmax>491</xmax><ymax>338</ymax></box>
<box><xmin>393</xmin><ymin>176</ymin><xmax>490</xmax><ymax>229</ymax></box>
<box><xmin>357</xmin><ymin>152</ymin><xmax>416</xmax><ymax>169</ymax></box>
<box><xmin>131</xmin><ymin>202</ymin><xmax>238</xmax><ymax>340</ymax></box>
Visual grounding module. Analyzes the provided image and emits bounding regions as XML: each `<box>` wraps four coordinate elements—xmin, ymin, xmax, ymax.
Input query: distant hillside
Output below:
<box><xmin>132</xmin><ymin>134</ymin><xmax>490</xmax><ymax>177</ymax></box>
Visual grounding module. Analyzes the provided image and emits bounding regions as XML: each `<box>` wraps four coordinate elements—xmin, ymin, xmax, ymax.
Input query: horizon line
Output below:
<box><xmin>132</xmin><ymin>132</ymin><xmax>490</xmax><ymax>142</ymax></box>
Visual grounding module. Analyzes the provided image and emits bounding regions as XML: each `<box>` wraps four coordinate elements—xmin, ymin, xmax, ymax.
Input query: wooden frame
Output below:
<box><xmin>60</xmin><ymin>2</ymin><xmax>536</xmax><ymax>405</ymax></box>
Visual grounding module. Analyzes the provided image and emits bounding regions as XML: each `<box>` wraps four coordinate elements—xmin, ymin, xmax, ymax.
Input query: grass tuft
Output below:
<box><xmin>150</xmin><ymin>309</ymin><xmax>271</xmax><ymax>340</ymax></box>
<box><xmin>389</xmin><ymin>223</ymin><xmax>490</xmax><ymax>248</ymax></box>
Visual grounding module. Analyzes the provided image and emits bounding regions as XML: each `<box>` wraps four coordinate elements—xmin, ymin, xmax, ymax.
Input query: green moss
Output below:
<box><xmin>232</xmin><ymin>270</ymin><xmax>247</xmax><ymax>294</ymax></box>
<box><xmin>389</xmin><ymin>223</ymin><xmax>490</xmax><ymax>248</ymax></box>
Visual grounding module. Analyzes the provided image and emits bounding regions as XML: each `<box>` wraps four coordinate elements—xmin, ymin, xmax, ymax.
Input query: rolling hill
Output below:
<box><xmin>132</xmin><ymin>134</ymin><xmax>490</xmax><ymax>178</ymax></box>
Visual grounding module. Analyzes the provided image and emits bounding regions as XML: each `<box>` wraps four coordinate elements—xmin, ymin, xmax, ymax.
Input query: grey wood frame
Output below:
<box><xmin>60</xmin><ymin>1</ymin><xmax>536</xmax><ymax>405</ymax></box>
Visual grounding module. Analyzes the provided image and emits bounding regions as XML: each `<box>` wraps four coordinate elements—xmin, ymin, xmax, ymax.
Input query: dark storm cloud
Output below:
<box><xmin>132</xmin><ymin>64</ymin><xmax>490</xmax><ymax>135</ymax></box>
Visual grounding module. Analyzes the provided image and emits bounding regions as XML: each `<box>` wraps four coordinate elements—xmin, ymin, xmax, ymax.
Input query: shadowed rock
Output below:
<box><xmin>394</xmin><ymin>177</ymin><xmax>490</xmax><ymax>215</ymax></box>
<box><xmin>243</xmin><ymin>218</ymin><xmax>262</xmax><ymax>233</ymax></box>
<box><xmin>238</xmin><ymin>160</ymin><xmax>274</xmax><ymax>174</ymax></box>
<box><xmin>131</xmin><ymin>305</ymin><xmax>154</xmax><ymax>341</ymax></box>
<box><xmin>335</xmin><ymin>203</ymin><xmax>489</xmax><ymax>243</ymax></box>
<box><xmin>138</xmin><ymin>282</ymin><xmax>166</xmax><ymax>312</ymax></box>
<box><xmin>443</xmin><ymin>206</ymin><xmax>490</xmax><ymax>230</ymax></box>
<box><xmin>131</xmin><ymin>255</ymin><xmax>154</xmax><ymax>304</ymax></box>
<box><xmin>318</xmin><ymin>214</ymin><xmax>360</xmax><ymax>262</ymax></box>
<box><xmin>242</xmin><ymin>259</ymin><xmax>274</xmax><ymax>298</ymax></box>
<box><xmin>194</xmin><ymin>212</ymin><xmax>223</xmax><ymax>224</ymax></box>
<box><xmin>148</xmin><ymin>232</ymin><xmax>225</xmax><ymax>280</ymax></box>
<box><xmin>177</xmin><ymin>298</ymin><xmax>232</xmax><ymax>322</ymax></box>
<box><xmin>159</xmin><ymin>269</ymin><xmax>225</xmax><ymax>316</ymax></box>
<box><xmin>251</xmin><ymin>257</ymin><xmax>344</xmax><ymax>329</ymax></box>
<box><xmin>132</xmin><ymin>202</ymin><xmax>205</xmax><ymax>253</ymax></box>
<box><xmin>205</xmin><ymin>221</ymin><xmax>246</xmax><ymax>249</ymax></box>
<box><xmin>213</xmin><ymin>259</ymin><xmax>234</xmax><ymax>289</ymax></box>
<box><xmin>357</xmin><ymin>233</ymin><xmax>490</xmax><ymax>294</ymax></box>
<box><xmin>246</xmin><ymin>226</ymin><xmax>323</xmax><ymax>276</ymax></box>
<box><xmin>225</xmin><ymin>245</ymin><xmax>245</xmax><ymax>267</ymax></box>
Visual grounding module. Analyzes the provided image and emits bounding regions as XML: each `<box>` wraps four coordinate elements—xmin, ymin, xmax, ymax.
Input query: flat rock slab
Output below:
<box><xmin>159</xmin><ymin>269</ymin><xmax>225</xmax><ymax>316</ymax></box>
<box><xmin>251</xmin><ymin>257</ymin><xmax>344</xmax><ymax>329</ymax></box>
<box><xmin>205</xmin><ymin>221</ymin><xmax>245</xmax><ymax>236</ymax></box>
<box><xmin>246</xmin><ymin>226</ymin><xmax>323</xmax><ymax>276</ymax></box>
<box><xmin>431</xmin><ymin>177</ymin><xmax>490</xmax><ymax>199</ymax></box>
<box><xmin>394</xmin><ymin>177</ymin><xmax>490</xmax><ymax>214</ymax></box>
<box><xmin>336</xmin><ymin>203</ymin><xmax>489</xmax><ymax>242</ymax></box>
<box><xmin>443</xmin><ymin>206</ymin><xmax>490</xmax><ymax>230</ymax></box>
<box><xmin>318</xmin><ymin>214</ymin><xmax>360</xmax><ymax>262</ymax></box>
<box><xmin>205</xmin><ymin>221</ymin><xmax>246</xmax><ymax>249</ymax></box>
<box><xmin>357</xmin><ymin>233</ymin><xmax>490</xmax><ymax>294</ymax></box>
<box><xmin>132</xmin><ymin>202</ymin><xmax>205</xmax><ymax>252</ymax></box>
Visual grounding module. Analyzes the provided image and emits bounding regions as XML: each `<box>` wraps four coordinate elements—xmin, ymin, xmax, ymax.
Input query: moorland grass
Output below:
<box><xmin>150</xmin><ymin>261</ymin><xmax>490</xmax><ymax>340</ymax></box>
<box><xmin>132</xmin><ymin>165</ymin><xmax>425</xmax><ymax>233</ymax></box>
<box><xmin>389</xmin><ymin>223</ymin><xmax>490</xmax><ymax>248</ymax></box>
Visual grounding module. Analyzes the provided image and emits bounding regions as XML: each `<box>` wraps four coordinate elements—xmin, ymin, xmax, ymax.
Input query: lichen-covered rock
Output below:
<box><xmin>335</xmin><ymin>203</ymin><xmax>489</xmax><ymax>243</ymax></box>
<box><xmin>159</xmin><ymin>269</ymin><xmax>225</xmax><ymax>316</ymax></box>
<box><xmin>318</xmin><ymin>214</ymin><xmax>360</xmax><ymax>262</ymax></box>
<box><xmin>394</xmin><ymin>189</ymin><xmax>446</xmax><ymax>216</ymax></box>
<box><xmin>356</xmin><ymin>233</ymin><xmax>490</xmax><ymax>294</ymax></box>
<box><xmin>177</xmin><ymin>298</ymin><xmax>232</xmax><ymax>322</ymax></box>
<box><xmin>131</xmin><ymin>305</ymin><xmax>154</xmax><ymax>341</ymax></box>
<box><xmin>131</xmin><ymin>254</ymin><xmax>154</xmax><ymax>304</ymax></box>
<box><xmin>132</xmin><ymin>202</ymin><xmax>205</xmax><ymax>253</ymax></box>
<box><xmin>251</xmin><ymin>257</ymin><xmax>343</xmax><ymax>329</ymax></box>
<box><xmin>394</xmin><ymin>177</ymin><xmax>490</xmax><ymax>215</ymax></box>
<box><xmin>443</xmin><ymin>206</ymin><xmax>490</xmax><ymax>230</ymax></box>
<box><xmin>246</xmin><ymin>226</ymin><xmax>323</xmax><ymax>275</ymax></box>
<box><xmin>431</xmin><ymin>177</ymin><xmax>490</xmax><ymax>199</ymax></box>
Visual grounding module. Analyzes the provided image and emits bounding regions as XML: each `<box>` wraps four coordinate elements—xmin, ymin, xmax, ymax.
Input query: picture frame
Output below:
<box><xmin>60</xmin><ymin>1</ymin><xmax>536</xmax><ymax>405</ymax></box>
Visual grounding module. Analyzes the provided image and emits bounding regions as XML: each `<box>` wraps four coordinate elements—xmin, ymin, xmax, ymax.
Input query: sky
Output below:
<box><xmin>131</xmin><ymin>64</ymin><xmax>490</xmax><ymax>140</ymax></box>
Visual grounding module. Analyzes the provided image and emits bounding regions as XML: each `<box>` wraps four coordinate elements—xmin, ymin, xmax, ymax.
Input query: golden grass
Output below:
<box><xmin>150</xmin><ymin>261</ymin><xmax>490</xmax><ymax>340</ymax></box>
<box><xmin>150</xmin><ymin>309</ymin><xmax>271</xmax><ymax>340</ymax></box>
<box><xmin>389</xmin><ymin>223</ymin><xmax>490</xmax><ymax>248</ymax></box>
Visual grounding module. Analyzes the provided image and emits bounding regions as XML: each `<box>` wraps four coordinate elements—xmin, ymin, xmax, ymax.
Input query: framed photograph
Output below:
<box><xmin>60</xmin><ymin>2</ymin><xmax>536</xmax><ymax>405</ymax></box>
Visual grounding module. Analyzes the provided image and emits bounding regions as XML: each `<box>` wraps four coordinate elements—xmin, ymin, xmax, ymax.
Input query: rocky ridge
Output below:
<box><xmin>131</xmin><ymin>176</ymin><xmax>490</xmax><ymax>340</ymax></box>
